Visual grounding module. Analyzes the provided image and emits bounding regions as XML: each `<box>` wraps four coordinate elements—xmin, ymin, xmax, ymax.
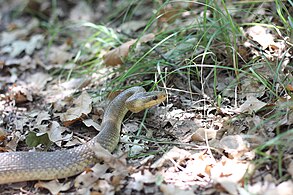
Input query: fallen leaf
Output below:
<box><xmin>25</xmin><ymin>131</ymin><xmax>51</xmax><ymax>148</ymax></box>
<box><xmin>60</xmin><ymin>77</ymin><xmax>91</xmax><ymax>90</ymax></box>
<box><xmin>240</xmin><ymin>76</ymin><xmax>266</xmax><ymax>98</ymax></box>
<box><xmin>63</xmin><ymin>138</ymin><xmax>82</xmax><ymax>147</ymax></box>
<box><xmin>75</xmin><ymin>163</ymin><xmax>109</xmax><ymax>188</ymax></box>
<box><xmin>35</xmin><ymin>180</ymin><xmax>72</xmax><ymax>195</ymax></box>
<box><xmin>131</xmin><ymin>170</ymin><xmax>157</xmax><ymax>184</ymax></box>
<box><xmin>26</xmin><ymin>72</ymin><xmax>52</xmax><ymax>91</ymax></box>
<box><xmin>160</xmin><ymin>184</ymin><xmax>194</xmax><ymax>195</ymax></box>
<box><xmin>218</xmin><ymin>180</ymin><xmax>238</xmax><ymax>195</ymax></box>
<box><xmin>25</xmin><ymin>34</ymin><xmax>44</xmax><ymax>54</ymax></box>
<box><xmin>69</xmin><ymin>1</ymin><xmax>94</xmax><ymax>22</ymax></box>
<box><xmin>236</xmin><ymin>96</ymin><xmax>266</xmax><ymax>114</ymax></box>
<box><xmin>191</xmin><ymin>128</ymin><xmax>217</xmax><ymax>142</ymax></box>
<box><xmin>90</xmin><ymin>142</ymin><xmax>127</xmax><ymax>172</ymax></box>
<box><xmin>45</xmin><ymin>77</ymin><xmax>91</xmax><ymax>104</ymax></box>
<box><xmin>123</xmin><ymin>123</ymin><xmax>139</xmax><ymax>133</ymax></box>
<box><xmin>87</xmin><ymin>180</ymin><xmax>114</xmax><ymax>195</ymax></box>
<box><xmin>0</xmin><ymin>129</ymin><xmax>6</xmax><ymax>142</ymax></box>
<box><xmin>82</xmin><ymin>119</ymin><xmax>101</xmax><ymax>131</ymax></box>
<box><xmin>263</xmin><ymin>180</ymin><xmax>293</xmax><ymax>195</ymax></box>
<box><xmin>246</xmin><ymin>26</ymin><xmax>275</xmax><ymax>49</ymax></box>
<box><xmin>60</xmin><ymin>91</ymin><xmax>92</xmax><ymax>125</ymax></box>
<box><xmin>119</xmin><ymin>20</ymin><xmax>147</xmax><ymax>34</ymax></box>
<box><xmin>220</xmin><ymin>135</ymin><xmax>247</xmax><ymax>151</ymax></box>
<box><xmin>9</xmin><ymin>84</ymin><xmax>33</xmax><ymax>103</ymax></box>
<box><xmin>151</xmin><ymin>146</ymin><xmax>191</xmax><ymax>168</ymax></box>
<box><xmin>48</xmin><ymin>45</ymin><xmax>74</xmax><ymax>64</ymax></box>
<box><xmin>286</xmin><ymin>84</ymin><xmax>293</xmax><ymax>92</ymax></box>
<box><xmin>0</xmin><ymin>18</ymin><xmax>39</xmax><ymax>46</ymax></box>
<box><xmin>3</xmin><ymin>34</ymin><xmax>44</xmax><ymax>57</ymax></box>
<box><xmin>211</xmin><ymin>157</ymin><xmax>249</xmax><ymax>184</ymax></box>
<box><xmin>129</xmin><ymin>143</ymin><xmax>144</xmax><ymax>156</ymax></box>
<box><xmin>158</xmin><ymin>4</ymin><xmax>181</xmax><ymax>24</ymax></box>
<box><xmin>103</xmin><ymin>34</ymin><xmax>155</xmax><ymax>66</ymax></box>
<box><xmin>35</xmin><ymin>111</ymin><xmax>51</xmax><ymax>126</ymax></box>
<box><xmin>46</xmin><ymin>121</ymin><xmax>72</xmax><ymax>146</ymax></box>
<box><xmin>139</xmin><ymin>33</ymin><xmax>155</xmax><ymax>43</ymax></box>
<box><xmin>103</xmin><ymin>39</ymin><xmax>136</xmax><ymax>66</ymax></box>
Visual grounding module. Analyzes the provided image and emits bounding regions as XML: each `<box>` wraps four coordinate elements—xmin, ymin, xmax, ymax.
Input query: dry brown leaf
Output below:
<box><xmin>236</xmin><ymin>96</ymin><xmax>266</xmax><ymax>114</ymax></box>
<box><xmin>48</xmin><ymin>45</ymin><xmax>73</xmax><ymax>65</ymax></box>
<box><xmin>158</xmin><ymin>4</ymin><xmax>181</xmax><ymax>24</ymax></box>
<box><xmin>215</xmin><ymin>76</ymin><xmax>235</xmax><ymax>98</ymax></box>
<box><xmin>82</xmin><ymin>119</ymin><xmax>101</xmax><ymax>131</ymax></box>
<box><xmin>46</xmin><ymin>77</ymin><xmax>91</xmax><ymax>104</ymax></box>
<box><xmin>74</xmin><ymin>163</ymin><xmax>109</xmax><ymax>188</ymax></box>
<box><xmin>191</xmin><ymin>128</ymin><xmax>217</xmax><ymax>142</ymax></box>
<box><xmin>89</xmin><ymin>141</ymin><xmax>115</xmax><ymax>160</ymax></box>
<box><xmin>211</xmin><ymin>158</ymin><xmax>249</xmax><ymax>185</ymax></box>
<box><xmin>46</xmin><ymin>121</ymin><xmax>72</xmax><ymax>146</ymax></box>
<box><xmin>123</xmin><ymin>123</ymin><xmax>139</xmax><ymax>133</ymax></box>
<box><xmin>217</xmin><ymin>180</ymin><xmax>238</xmax><ymax>195</ymax></box>
<box><xmin>35</xmin><ymin>111</ymin><xmax>51</xmax><ymax>126</ymax></box>
<box><xmin>90</xmin><ymin>142</ymin><xmax>128</xmax><ymax>174</ymax></box>
<box><xmin>9</xmin><ymin>84</ymin><xmax>33</xmax><ymax>103</ymax></box>
<box><xmin>119</xmin><ymin>20</ymin><xmax>147</xmax><ymax>34</ymax></box>
<box><xmin>160</xmin><ymin>184</ymin><xmax>194</xmax><ymax>195</ymax></box>
<box><xmin>4</xmin><ymin>131</ymin><xmax>21</xmax><ymax>151</ymax></box>
<box><xmin>60</xmin><ymin>91</ymin><xmax>92</xmax><ymax>125</ymax></box>
<box><xmin>89</xmin><ymin>180</ymin><xmax>114</xmax><ymax>195</ymax></box>
<box><xmin>61</xmin><ymin>77</ymin><xmax>91</xmax><ymax>90</ymax></box>
<box><xmin>0</xmin><ymin>18</ymin><xmax>39</xmax><ymax>46</ymax></box>
<box><xmin>158</xmin><ymin>152</ymin><xmax>214</xmax><ymax>190</ymax></box>
<box><xmin>140</xmin><ymin>33</ymin><xmax>155</xmax><ymax>43</ymax></box>
<box><xmin>131</xmin><ymin>170</ymin><xmax>157</xmax><ymax>184</ymax></box>
<box><xmin>103</xmin><ymin>39</ymin><xmax>136</xmax><ymax>66</ymax></box>
<box><xmin>286</xmin><ymin>84</ymin><xmax>293</xmax><ymax>92</ymax></box>
<box><xmin>2</xmin><ymin>34</ymin><xmax>44</xmax><ymax>57</ymax></box>
<box><xmin>263</xmin><ymin>180</ymin><xmax>293</xmax><ymax>195</ymax></box>
<box><xmin>151</xmin><ymin>146</ymin><xmax>191</xmax><ymax>168</ymax></box>
<box><xmin>26</xmin><ymin>72</ymin><xmax>52</xmax><ymax>91</ymax></box>
<box><xmin>103</xmin><ymin>34</ymin><xmax>155</xmax><ymax>66</ymax></box>
<box><xmin>218</xmin><ymin>135</ymin><xmax>253</xmax><ymax>159</ymax></box>
<box><xmin>69</xmin><ymin>1</ymin><xmax>94</xmax><ymax>22</ymax></box>
<box><xmin>35</xmin><ymin>180</ymin><xmax>72</xmax><ymax>195</ymax></box>
<box><xmin>246</xmin><ymin>26</ymin><xmax>275</xmax><ymax>49</ymax></box>
<box><xmin>139</xmin><ymin>155</ymin><xmax>155</xmax><ymax>165</ymax></box>
<box><xmin>63</xmin><ymin>138</ymin><xmax>82</xmax><ymax>147</ymax></box>
<box><xmin>240</xmin><ymin>76</ymin><xmax>266</xmax><ymax>98</ymax></box>
<box><xmin>0</xmin><ymin>129</ymin><xmax>6</xmax><ymax>142</ymax></box>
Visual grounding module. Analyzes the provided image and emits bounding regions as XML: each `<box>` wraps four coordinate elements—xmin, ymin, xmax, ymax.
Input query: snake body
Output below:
<box><xmin>0</xmin><ymin>86</ymin><xmax>166</xmax><ymax>184</ymax></box>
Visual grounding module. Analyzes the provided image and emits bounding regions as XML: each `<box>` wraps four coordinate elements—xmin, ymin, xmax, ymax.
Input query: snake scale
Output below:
<box><xmin>0</xmin><ymin>86</ymin><xmax>166</xmax><ymax>184</ymax></box>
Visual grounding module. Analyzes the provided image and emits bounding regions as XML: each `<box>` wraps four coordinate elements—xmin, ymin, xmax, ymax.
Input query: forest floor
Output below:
<box><xmin>0</xmin><ymin>0</ymin><xmax>292</xmax><ymax>194</ymax></box>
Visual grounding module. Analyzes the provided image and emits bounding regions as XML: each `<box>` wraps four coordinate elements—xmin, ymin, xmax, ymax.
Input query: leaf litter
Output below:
<box><xmin>0</xmin><ymin>1</ymin><xmax>292</xmax><ymax>195</ymax></box>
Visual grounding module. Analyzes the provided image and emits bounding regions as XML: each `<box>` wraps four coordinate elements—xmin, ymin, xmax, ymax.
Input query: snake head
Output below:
<box><xmin>125</xmin><ymin>91</ymin><xmax>167</xmax><ymax>113</ymax></box>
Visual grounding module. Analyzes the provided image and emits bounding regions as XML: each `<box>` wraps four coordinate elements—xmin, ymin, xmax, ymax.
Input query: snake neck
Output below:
<box><xmin>94</xmin><ymin>87</ymin><xmax>146</xmax><ymax>152</ymax></box>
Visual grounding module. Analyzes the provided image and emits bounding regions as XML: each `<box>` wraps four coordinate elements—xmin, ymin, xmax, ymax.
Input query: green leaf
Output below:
<box><xmin>25</xmin><ymin>132</ymin><xmax>51</xmax><ymax>148</ymax></box>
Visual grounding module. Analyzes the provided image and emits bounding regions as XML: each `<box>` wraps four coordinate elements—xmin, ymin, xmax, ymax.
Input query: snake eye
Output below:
<box><xmin>152</xmin><ymin>95</ymin><xmax>158</xmax><ymax>100</ymax></box>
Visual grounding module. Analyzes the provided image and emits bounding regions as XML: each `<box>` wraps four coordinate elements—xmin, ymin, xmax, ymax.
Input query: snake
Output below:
<box><xmin>0</xmin><ymin>86</ymin><xmax>166</xmax><ymax>184</ymax></box>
